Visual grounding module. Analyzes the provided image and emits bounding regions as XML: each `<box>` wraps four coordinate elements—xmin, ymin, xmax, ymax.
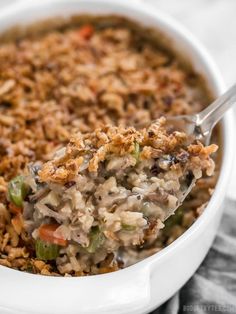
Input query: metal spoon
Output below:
<box><xmin>161</xmin><ymin>83</ymin><xmax>236</xmax><ymax>218</ymax></box>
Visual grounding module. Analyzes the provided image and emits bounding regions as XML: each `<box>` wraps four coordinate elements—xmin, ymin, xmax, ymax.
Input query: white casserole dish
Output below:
<box><xmin>0</xmin><ymin>1</ymin><xmax>234</xmax><ymax>313</ymax></box>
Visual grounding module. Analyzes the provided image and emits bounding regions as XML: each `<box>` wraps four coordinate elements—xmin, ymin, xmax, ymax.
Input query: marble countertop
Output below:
<box><xmin>1</xmin><ymin>0</ymin><xmax>236</xmax><ymax>198</ymax></box>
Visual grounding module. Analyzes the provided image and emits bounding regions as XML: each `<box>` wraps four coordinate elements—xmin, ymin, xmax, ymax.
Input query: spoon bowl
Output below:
<box><xmin>138</xmin><ymin>83</ymin><xmax>236</xmax><ymax>219</ymax></box>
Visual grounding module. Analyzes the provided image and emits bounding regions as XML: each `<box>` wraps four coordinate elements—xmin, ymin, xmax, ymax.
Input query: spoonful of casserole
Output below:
<box><xmin>7</xmin><ymin>84</ymin><xmax>235</xmax><ymax>261</ymax></box>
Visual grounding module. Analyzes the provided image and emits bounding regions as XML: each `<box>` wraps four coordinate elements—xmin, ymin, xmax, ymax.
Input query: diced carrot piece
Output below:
<box><xmin>9</xmin><ymin>202</ymin><xmax>22</xmax><ymax>214</ymax></box>
<box><xmin>38</xmin><ymin>223</ymin><xmax>68</xmax><ymax>247</ymax></box>
<box><xmin>11</xmin><ymin>214</ymin><xmax>23</xmax><ymax>235</ymax></box>
<box><xmin>78</xmin><ymin>25</ymin><xmax>94</xmax><ymax>40</ymax></box>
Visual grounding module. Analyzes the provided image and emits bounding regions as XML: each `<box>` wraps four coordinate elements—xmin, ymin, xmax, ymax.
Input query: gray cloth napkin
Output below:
<box><xmin>152</xmin><ymin>198</ymin><xmax>236</xmax><ymax>314</ymax></box>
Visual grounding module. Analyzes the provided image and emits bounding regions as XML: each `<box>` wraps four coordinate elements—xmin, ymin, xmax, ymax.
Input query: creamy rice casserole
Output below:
<box><xmin>0</xmin><ymin>16</ymin><xmax>219</xmax><ymax>275</ymax></box>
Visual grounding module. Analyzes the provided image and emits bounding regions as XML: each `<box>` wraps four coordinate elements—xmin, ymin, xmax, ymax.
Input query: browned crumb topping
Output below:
<box><xmin>39</xmin><ymin>118</ymin><xmax>217</xmax><ymax>184</ymax></box>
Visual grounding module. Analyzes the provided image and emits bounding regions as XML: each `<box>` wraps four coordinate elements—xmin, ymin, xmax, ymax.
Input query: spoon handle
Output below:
<box><xmin>196</xmin><ymin>83</ymin><xmax>236</xmax><ymax>138</ymax></box>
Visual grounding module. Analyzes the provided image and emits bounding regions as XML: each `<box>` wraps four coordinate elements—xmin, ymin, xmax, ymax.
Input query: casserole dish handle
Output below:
<box><xmin>0</xmin><ymin>264</ymin><xmax>151</xmax><ymax>314</ymax></box>
<box><xmin>86</xmin><ymin>265</ymin><xmax>151</xmax><ymax>314</ymax></box>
